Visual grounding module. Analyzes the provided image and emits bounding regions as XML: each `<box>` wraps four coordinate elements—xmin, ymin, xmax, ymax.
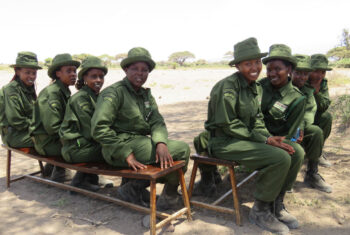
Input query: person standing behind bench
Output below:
<box><xmin>91</xmin><ymin>47</ymin><xmax>190</xmax><ymax>209</ymax></box>
<box><xmin>205</xmin><ymin>38</ymin><xmax>299</xmax><ymax>235</ymax></box>
<box><xmin>29</xmin><ymin>54</ymin><xmax>80</xmax><ymax>182</ymax></box>
<box><xmin>308</xmin><ymin>54</ymin><xmax>333</xmax><ymax>167</ymax></box>
<box><xmin>59</xmin><ymin>56</ymin><xmax>113</xmax><ymax>192</ymax></box>
<box><xmin>291</xmin><ymin>55</ymin><xmax>332</xmax><ymax>193</ymax></box>
<box><xmin>0</xmin><ymin>52</ymin><xmax>41</xmax><ymax>148</ymax></box>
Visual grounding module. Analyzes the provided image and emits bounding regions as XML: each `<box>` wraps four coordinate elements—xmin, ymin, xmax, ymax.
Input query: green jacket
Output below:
<box><xmin>29</xmin><ymin>79</ymin><xmax>71</xmax><ymax>143</ymax></box>
<box><xmin>259</xmin><ymin>78</ymin><xmax>306</xmax><ymax>139</ymax></box>
<box><xmin>59</xmin><ymin>85</ymin><xmax>98</xmax><ymax>143</ymax></box>
<box><xmin>91</xmin><ymin>77</ymin><xmax>168</xmax><ymax>163</ymax></box>
<box><xmin>1</xmin><ymin>78</ymin><xmax>36</xmax><ymax>132</ymax></box>
<box><xmin>299</xmin><ymin>84</ymin><xmax>317</xmax><ymax>130</ymax></box>
<box><xmin>313</xmin><ymin>78</ymin><xmax>330</xmax><ymax>114</ymax></box>
<box><xmin>205</xmin><ymin>72</ymin><xmax>271</xmax><ymax>143</ymax></box>
<box><xmin>0</xmin><ymin>87</ymin><xmax>5</xmax><ymax>130</ymax></box>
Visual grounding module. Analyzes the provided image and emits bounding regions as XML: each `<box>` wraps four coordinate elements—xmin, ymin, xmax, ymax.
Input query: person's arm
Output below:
<box><xmin>285</xmin><ymin>97</ymin><xmax>306</xmax><ymax>139</ymax></box>
<box><xmin>147</xmin><ymin>92</ymin><xmax>168</xmax><ymax>145</ymax></box>
<box><xmin>314</xmin><ymin>81</ymin><xmax>331</xmax><ymax>113</ymax></box>
<box><xmin>4</xmin><ymin>91</ymin><xmax>30</xmax><ymax>130</ymax></box>
<box><xmin>41</xmin><ymin>93</ymin><xmax>65</xmax><ymax>135</ymax></box>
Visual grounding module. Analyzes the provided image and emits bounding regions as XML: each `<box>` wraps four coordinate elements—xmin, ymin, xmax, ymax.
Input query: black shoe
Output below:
<box><xmin>50</xmin><ymin>166</ymin><xmax>68</xmax><ymax>183</ymax></box>
<box><xmin>192</xmin><ymin>170</ymin><xmax>216</xmax><ymax>197</ymax></box>
<box><xmin>42</xmin><ymin>163</ymin><xmax>54</xmax><ymax>177</ymax></box>
<box><xmin>71</xmin><ymin>172</ymin><xmax>100</xmax><ymax>192</ymax></box>
<box><xmin>156</xmin><ymin>183</ymin><xmax>181</xmax><ymax>211</ymax></box>
<box><xmin>116</xmin><ymin>179</ymin><xmax>149</xmax><ymax>207</ymax></box>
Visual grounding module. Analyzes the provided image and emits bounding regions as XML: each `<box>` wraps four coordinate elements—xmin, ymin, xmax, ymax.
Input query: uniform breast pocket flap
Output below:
<box><xmin>269</xmin><ymin>101</ymin><xmax>287</xmax><ymax>120</ymax></box>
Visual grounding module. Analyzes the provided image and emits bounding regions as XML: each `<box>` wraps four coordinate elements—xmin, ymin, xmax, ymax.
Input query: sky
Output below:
<box><xmin>0</xmin><ymin>0</ymin><xmax>349</xmax><ymax>63</ymax></box>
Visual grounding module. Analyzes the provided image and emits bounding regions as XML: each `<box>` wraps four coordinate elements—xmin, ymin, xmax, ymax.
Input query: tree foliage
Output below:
<box><xmin>327</xmin><ymin>28</ymin><xmax>350</xmax><ymax>67</ymax></box>
<box><xmin>168</xmin><ymin>51</ymin><xmax>195</xmax><ymax>66</ymax></box>
<box><xmin>72</xmin><ymin>53</ymin><xmax>92</xmax><ymax>62</ymax></box>
<box><xmin>115</xmin><ymin>53</ymin><xmax>127</xmax><ymax>62</ymax></box>
<box><xmin>223</xmin><ymin>51</ymin><xmax>233</xmax><ymax>60</ymax></box>
<box><xmin>44</xmin><ymin>58</ymin><xmax>52</xmax><ymax>68</ymax></box>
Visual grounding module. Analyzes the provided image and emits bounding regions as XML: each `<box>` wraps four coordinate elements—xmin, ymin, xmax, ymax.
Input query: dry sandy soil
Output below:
<box><xmin>0</xmin><ymin>69</ymin><xmax>350</xmax><ymax>235</ymax></box>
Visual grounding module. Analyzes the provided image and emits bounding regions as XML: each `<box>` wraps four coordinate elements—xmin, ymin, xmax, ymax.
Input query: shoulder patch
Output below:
<box><xmin>79</xmin><ymin>102</ymin><xmax>91</xmax><ymax>111</ymax></box>
<box><xmin>49</xmin><ymin>100</ymin><xmax>60</xmax><ymax>109</ymax></box>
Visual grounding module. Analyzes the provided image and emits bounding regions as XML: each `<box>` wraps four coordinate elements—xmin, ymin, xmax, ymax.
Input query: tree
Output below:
<box><xmin>99</xmin><ymin>54</ymin><xmax>114</xmax><ymax>67</ymax></box>
<box><xmin>44</xmin><ymin>58</ymin><xmax>52</xmax><ymax>68</ymax></box>
<box><xmin>168</xmin><ymin>51</ymin><xmax>195</xmax><ymax>66</ymax></box>
<box><xmin>72</xmin><ymin>53</ymin><xmax>92</xmax><ymax>62</ymax></box>
<box><xmin>341</xmin><ymin>28</ymin><xmax>350</xmax><ymax>49</ymax></box>
<box><xmin>115</xmin><ymin>53</ymin><xmax>127</xmax><ymax>62</ymax></box>
<box><xmin>223</xmin><ymin>51</ymin><xmax>233</xmax><ymax>60</ymax></box>
<box><xmin>326</xmin><ymin>28</ymin><xmax>350</xmax><ymax>68</ymax></box>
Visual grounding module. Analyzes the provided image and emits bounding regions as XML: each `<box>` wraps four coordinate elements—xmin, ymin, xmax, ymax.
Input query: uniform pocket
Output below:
<box><xmin>268</xmin><ymin>101</ymin><xmax>287</xmax><ymax>121</ymax></box>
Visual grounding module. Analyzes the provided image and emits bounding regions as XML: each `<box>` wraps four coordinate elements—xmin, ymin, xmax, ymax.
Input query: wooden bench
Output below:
<box><xmin>187</xmin><ymin>154</ymin><xmax>258</xmax><ymax>226</ymax></box>
<box><xmin>2</xmin><ymin>144</ymin><xmax>192</xmax><ymax>235</ymax></box>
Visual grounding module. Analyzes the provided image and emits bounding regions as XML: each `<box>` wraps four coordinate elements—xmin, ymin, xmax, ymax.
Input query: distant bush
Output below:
<box><xmin>329</xmin><ymin>94</ymin><xmax>350</xmax><ymax>131</ymax></box>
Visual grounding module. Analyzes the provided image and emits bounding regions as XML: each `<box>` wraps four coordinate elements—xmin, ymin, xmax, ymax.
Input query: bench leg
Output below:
<box><xmin>188</xmin><ymin>160</ymin><xmax>198</xmax><ymax>199</ymax></box>
<box><xmin>38</xmin><ymin>161</ymin><xmax>44</xmax><ymax>175</ymax></box>
<box><xmin>150</xmin><ymin>180</ymin><xmax>157</xmax><ymax>235</ymax></box>
<box><xmin>6</xmin><ymin>150</ymin><xmax>11</xmax><ymax>188</ymax></box>
<box><xmin>178</xmin><ymin>169</ymin><xmax>192</xmax><ymax>221</ymax></box>
<box><xmin>228</xmin><ymin>166</ymin><xmax>241</xmax><ymax>226</ymax></box>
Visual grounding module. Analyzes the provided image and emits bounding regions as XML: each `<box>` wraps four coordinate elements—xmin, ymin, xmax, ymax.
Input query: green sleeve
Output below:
<box><xmin>314</xmin><ymin>82</ymin><xmax>330</xmax><ymax>113</ymax></box>
<box><xmin>73</xmin><ymin>96</ymin><xmax>94</xmax><ymax>140</ymax></box>
<box><xmin>4</xmin><ymin>92</ymin><xmax>30</xmax><ymax>130</ymax></box>
<box><xmin>285</xmin><ymin>98</ymin><xmax>306</xmax><ymax>139</ymax></box>
<box><xmin>252</xmin><ymin>110</ymin><xmax>271</xmax><ymax>138</ymax></box>
<box><xmin>148</xmin><ymin>93</ymin><xmax>168</xmax><ymax>144</ymax></box>
<box><xmin>91</xmin><ymin>90</ymin><xmax>132</xmax><ymax>162</ymax></box>
<box><xmin>302</xmin><ymin>95</ymin><xmax>317</xmax><ymax>130</ymax></box>
<box><xmin>41</xmin><ymin>93</ymin><xmax>65</xmax><ymax>135</ymax></box>
<box><xmin>215</xmin><ymin>89</ymin><xmax>268</xmax><ymax>143</ymax></box>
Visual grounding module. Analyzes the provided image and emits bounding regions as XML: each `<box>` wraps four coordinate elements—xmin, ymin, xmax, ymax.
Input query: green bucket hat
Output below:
<box><xmin>262</xmin><ymin>44</ymin><xmax>297</xmax><ymax>67</ymax></box>
<box><xmin>10</xmin><ymin>51</ymin><xmax>42</xmax><ymax>69</ymax></box>
<box><xmin>293</xmin><ymin>54</ymin><xmax>313</xmax><ymax>71</ymax></box>
<box><xmin>229</xmin><ymin>37</ymin><xmax>267</xmax><ymax>66</ymax></box>
<box><xmin>120</xmin><ymin>47</ymin><xmax>156</xmax><ymax>72</ymax></box>
<box><xmin>78</xmin><ymin>56</ymin><xmax>108</xmax><ymax>80</ymax></box>
<box><xmin>310</xmin><ymin>54</ymin><xmax>332</xmax><ymax>71</ymax></box>
<box><xmin>48</xmin><ymin>53</ymin><xmax>81</xmax><ymax>79</ymax></box>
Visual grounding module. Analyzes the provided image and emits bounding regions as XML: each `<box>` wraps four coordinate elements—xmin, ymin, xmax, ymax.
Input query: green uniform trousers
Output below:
<box><xmin>209</xmin><ymin>137</ymin><xmax>304</xmax><ymax>202</ymax></box>
<box><xmin>2</xmin><ymin>127</ymin><xmax>33</xmax><ymax>148</ymax></box>
<box><xmin>105</xmin><ymin>135</ymin><xmax>190</xmax><ymax>185</ymax></box>
<box><xmin>61</xmin><ymin>137</ymin><xmax>102</xmax><ymax>163</ymax></box>
<box><xmin>193</xmin><ymin>131</ymin><xmax>217</xmax><ymax>172</ymax></box>
<box><xmin>302</xmin><ymin>125</ymin><xmax>324</xmax><ymax>163</ymax></box>
<box><xmin>33</xmin><ymin>134</ymin><xmax>62</xmax><ymax>157</ymax></box>
<box><xmin>314</xmin><ymin>111</ymin><xmax>332</xmax><ymax>143</ymax></box>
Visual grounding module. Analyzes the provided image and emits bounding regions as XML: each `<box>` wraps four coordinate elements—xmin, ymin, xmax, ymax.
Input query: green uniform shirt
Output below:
<box><xmin>59</xmin><ymin>85</ymin><xmax>97</xmax><ymax>142</ymax></box>
<box><xmin>299</xmin><ymin>84</ymin><xmax>317</xmax><ymax>130</ymax></box>
<box><xmin>29</xmin><ymin>79</ymin><xmax>70</xmax><ymax>142</ymax></box>
<box><xmin>313</xmin><ymin>78</ymin><xmax>331</xmax><ymax>114</ymax></box>
<box><xmin>259</xmin><ymin>78</ymin><xmax>306</xmax><ymax>139</ymax></box>
<box><xmin>2</xmin><ymin>78</ymin><xmax>36</xmax><ymax>131</ymax></box>
<box><xmin>91</xmin><ymin>77</ymin><xmax>168</xmax><ymax>162</ymax></box>
<box><xmin>0</xmin><ymin>87</ymin><xmax>6</xmax><ymax>131</ymax></box>
<box><xmin>205</xmin><ymin>72</ymin><xmax>271</xmax><ymax>143</ymax></box>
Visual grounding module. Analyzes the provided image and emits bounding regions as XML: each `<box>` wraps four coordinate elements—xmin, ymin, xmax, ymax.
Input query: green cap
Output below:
<box><xmin>310</xmin><ymin>54</ymin><xmax>332</xmax><ymax>71</ymax></box>
<box><xmin>10</xmin><ymin>51</ymin><xmax>42</xmax><ymax>69</ymax></box>
<box><xmin>120</xmin><ymin>47</ymin><xmax>156</xmax><ymax>72</ymax></box>
<box><xmin>293</xmin><ymin>54</ymin><xmax>312</xmax><ymax>71</ymax></box>
<box><xmin>229</xmin><ymin>37</ymin><xmax>267</xmax><ymax>66</ymax></box>
<box><xmin>262</xmin><ymin>44</ymin><xmax>296</xmax><ymax>67</ymax></box>
<box><xmin>78</xmin><ymin>56</ymin><xmax>108</xmax><ymax>80</ymax></box>
<box><xmin>48</xmin><ymin>53</ymin><xmax>81</xmax><ymax>79</ymax></box>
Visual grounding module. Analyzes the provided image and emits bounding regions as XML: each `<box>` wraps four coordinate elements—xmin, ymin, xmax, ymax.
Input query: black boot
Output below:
<box><xmin>249</xmin><ymin>199</ymin><xmax>289</xmax><ymax>235</ymax></box>
<box><xmin>156</xmin><ymin>183</ymin><xmax>181</xmax><ymax>211</ymax></box>
<box><xmin>304</xmin><ymin>161</ymin><xmax>332</xmax><ymax>193</ymax></box>
<box><xmin>50</xmin><ymin>166</ymin><xmax>69</xmax><ymax>183</ymax></box>
<box><xmin>273</xmin><ymin>191</ymin><xmax>299</xmax><ymax>229</ymax></box>
<box><xmin>213</xmin><ymin>168</ymin><xmax>222</xmax><ymax>185</ymax></box>
<box><xmin>42</xmin><ymin>163</ymin><xmax>54</xmax><ymax>177</ymax></box>
<box><xmin>192</xmin><ymin>169</ymin><xmax>216</xmax><ymax>197</ymax></box>
<box><xmin>116</xmin><ymin>179</ymin><xmax>149</xmax><ymax>207</ymax></box>
<box><xmin>71</xmin><ymin>172</ymin><xmax>100</xmax><ymax>192</ymax></box>
<box><xmin>120</xmin><ymin>177</ymin><xmax>150</xmax><ymax>202</ymax></box>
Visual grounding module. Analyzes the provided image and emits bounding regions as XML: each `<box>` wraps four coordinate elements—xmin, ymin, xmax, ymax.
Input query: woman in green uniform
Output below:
<box><xmin>91</xmin><ymin>47</ymin><xmax>190</xmax><ymax>209</ymax></box>
<box><xmin>291</xmin><ymin>55</ymin><xmax>332</xmax><ymax>193</ymax></box>
<box><xmin>0</xmin><ymin>52</ymin><xmax>41</xmax><ymax>147</ymax></box>
<box><xmin>309</xmin><ymin>54</ymin><xmax>333</xmax><ymax>167</ymax></box>
<box><xmin>205</xmin><ymin>38</ymin><xmax>299</xmax><ymax>234</ymax></box>
<box><xmin>59</xmin><ymin>56</ymin><xmax>109</xmax><ymax>191</ymax></box>
<box><xmin>29</xmin><ymin>53</ymin><xmax>80</xmax><ymax>182</ymax></box>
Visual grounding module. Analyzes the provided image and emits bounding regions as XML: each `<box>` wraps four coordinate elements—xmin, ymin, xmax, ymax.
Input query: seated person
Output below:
<box><xmin>29</xmin><ymin>54</ymin><xmax>80</xmax><ymax>182</ymax></box>
<box><xmin>91</xmin><ymin>47</ymin><xmax>190</xmax><ymax>210</ymax></box>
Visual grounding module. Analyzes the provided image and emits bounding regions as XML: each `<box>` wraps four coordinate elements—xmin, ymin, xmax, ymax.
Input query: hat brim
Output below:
<box><xmin>120</xmin><ymin>56</ymin><xmax>156</xmax><ymax>72</ymax></box>
<box><xmin>311</xmin><ymin>66</ymin><xmax>333</xmax><ymax>71</ymax></box>
<box><xmin>228</xmin><ymin>52</ymin><xmax>268</xmax><ymax>67</ymax></box>
<box><xmin>294</xmin><ymin>66</ymin><xmax>313</xmax><ymax>72</ymax></box>
<box><xmin>10</xmin><ymin>64</ymin><xmax>42</xmax><ymax>70</ymax></box>
<box><xmin>78</xmin><ymin>66</ymin><xmax>108</xmax><ymax>80</ymax></box>
<box><xmin>262</xmin><ymin>56</ymin><xmax>297</xmax><ymax>67</ymax></box>
<box><xmin>48</xmin><ymin>60</ymin><xmax>81</xmax><ymax>79</ymax></box>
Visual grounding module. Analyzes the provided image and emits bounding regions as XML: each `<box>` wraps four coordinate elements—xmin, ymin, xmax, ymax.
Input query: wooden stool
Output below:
<box><xmin>3</xmin><ymin>145</ymin><xmax>192</xmax><ymax>235</ymax></box>
<box><xmin>188</xmin><ymin>153</ymin><xmax>258</xmax><ymax>226</ymax></box>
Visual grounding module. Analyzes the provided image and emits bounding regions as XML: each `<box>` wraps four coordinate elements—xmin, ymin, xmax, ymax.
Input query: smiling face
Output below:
<box><xmin>291</xmin><ymin>70</ymin><xmax>310</xmax><ymax>89</ymax></box>
<box><xmin>56</xmin><ymin>65</ymin><xmax>77</xmax><ymax>86</ymax></box>
<box><xmin>15</xmin><ymin>67</ymin><xmax>38</xmax><ymax>87</ymax></box>
<box><xmin>124</xmin><ymin>62</ymin><xmax>150</xmax><ymax>91</ymax></box>
<box><xmin>83</xmin><ymin>68</ymin><xmax>105</xmax><ymax>94</ymax></box>
<box><xmin>235</xmin><ymin>59</ymin><xmax>262</xmax><ymax>84</ymax></box>
<box><xmin>309</xmin><ymin>69</ymin><xmax>326</xmax><ymax>84</ymax></box>
<box><xmin>266</xmin><ymin>60</ymin><xmax>291</xmax><ymax>89</ymax></box>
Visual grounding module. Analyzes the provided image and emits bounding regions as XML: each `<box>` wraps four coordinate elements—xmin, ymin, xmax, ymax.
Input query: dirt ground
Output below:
<box><xmin>0</xmin><ymin>100</ymin><xmax>349</xmax><ymax>235</ymax></box>
<box><xmin>0</xmin><ymin>69</ymin><xmax>350</xmax><ymax>234</ymax></box>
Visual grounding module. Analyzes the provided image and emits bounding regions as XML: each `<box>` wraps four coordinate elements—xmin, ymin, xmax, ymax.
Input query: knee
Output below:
<box><xmin>292</xmin><ymin>144</ymin><xmax>305</xmax><ymax>163</ymax></box>
<box><xmin>323</xmin><ymin>112</ymin><xmax>333</xmax><ymax>123</ymax></box>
